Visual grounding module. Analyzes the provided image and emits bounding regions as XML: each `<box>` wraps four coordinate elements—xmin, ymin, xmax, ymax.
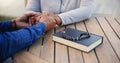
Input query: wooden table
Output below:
<box><xmin>13</xmin><ymin>16</ymin><xmax>120</xmax><ymax>63</ymax></box>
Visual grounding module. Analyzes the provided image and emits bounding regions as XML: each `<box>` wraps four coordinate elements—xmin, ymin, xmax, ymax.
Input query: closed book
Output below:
<box><xmin>53</xmin><ymin>28</ymin><xmax>103</xmax><ymax>52</ymax></box>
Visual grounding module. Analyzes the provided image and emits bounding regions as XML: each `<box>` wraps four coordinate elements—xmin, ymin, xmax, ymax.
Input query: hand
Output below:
<box><xmin>28</xmin><ymin>12</ymin><xmax>41</xmax><ymax>25</ymax></box>
<box><xmin>12</xmin><ymin>12</ymin><xmax>41</xmax><ymax>29</ymax></box>
<box><xmin>47</xmin><ymin>13</ymin><xmax>62</xmax><ymax>25</ymax></box>
<box><xmin>38</xmin><ymin>12</ymin><xmax>57</xmax><ymax>31</ymax></box>
<box><xmin>34</xmin><ymin>12</ymin><xmax>62</xmax><ymax>26</ymax></box>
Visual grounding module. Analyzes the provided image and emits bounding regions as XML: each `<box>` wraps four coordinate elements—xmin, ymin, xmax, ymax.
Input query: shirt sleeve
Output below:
<box><xmin>26</xmin><ymin>0</ymin><xmax>41</xmax><ymax>12</ymax></box>
<box><xmin>0</xmin><ymin>22</ymin><xmax>46</xmax><ymax>61</ymax></box>
<box><xmin>0</xmin><ymin>20</ymin><xmax>15</xmax><ymax>33</ymax></box>
<box><xmin>58</xmin><ymin>0</ymin><xmax>94</xmax><ymax>25</ymax></box>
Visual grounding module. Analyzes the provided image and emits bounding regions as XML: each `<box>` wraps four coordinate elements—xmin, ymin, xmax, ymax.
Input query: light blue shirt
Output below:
<box><xmin>26</xmin><ymin>0</ymin><xmax>94</xmax><ymax>25</ymax></box>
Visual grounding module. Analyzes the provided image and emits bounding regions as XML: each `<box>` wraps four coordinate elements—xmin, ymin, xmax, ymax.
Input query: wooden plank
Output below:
<box><xmin>97</xmin><ymin>17</ymin><xmax>120</xmax><ymax>59</ymax></box>
<box><xmin>76</xmin><ymin>22</ymin><xmax>98</xmax><ymax>63</ymax></box>
<box><xmin>115</xmin><ymin>17</ymin><xmax>120</xmax><ymax>24</ymax></box>
<box><xmin>28</xmin><ymin>38</ymin><xmax>42</xmax><ymax>56</ymax></box>
<box><xmin>55</xmin><ymin>27</ymin><xmax>69</xmax><ymax>63</ymax></box>
<box><xmin>66</xmin><ymin>24</ymin><xmax>84</xmax><ymax>63</ymax></box>
<box><xmin>105</xmin><ymin>17</ymin><xmax>120</xmax><ymax>38</ymax></box>
<box><xmin>86</xmin><ymin>17</ymin><xmax>120</xmax><ymax>63</ymax></box>
<box><xmin>13</xmin><ymin>52</ymin><xmax>48</xmax><ymax>63</ymax></box>
<box><xmin>40</xmin><ymin>30</ymin><xmax>54</xmax><ymax>63</ymax></box>
<box><xmin>68</xmin><ymin>48</ymin><xmax>83</xmax><ymax>63</ymax></box>
<box><xmin>55</xmin><ymin>43</ymin><xmax>68</xmax><ymax>63</ymax></box>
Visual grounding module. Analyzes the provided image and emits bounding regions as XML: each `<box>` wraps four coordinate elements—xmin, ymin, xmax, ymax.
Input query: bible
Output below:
<box><xmin>53</xmin><ymin>28</ymin><xmax>103</xmax><ymax>52</ymax></box>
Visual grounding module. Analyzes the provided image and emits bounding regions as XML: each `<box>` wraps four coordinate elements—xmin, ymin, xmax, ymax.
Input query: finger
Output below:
<box><xmin>42</xmin><ymin>12</ymin><xmax>48</xmax><ymax>16</ymax></box>
<box><xmin>47</xmin><ymin>13</ymin><xmax>58</xmax><ymax>23</ymax></box>
<box><xmin>47</xmin><ymin>13</ymin><xmax>54</xmax><ymax>16</ymax></box>
<box><xmin>30</xmin><ymin>17</ymin><xmax>35</xmax><ymax>25</ymax></box>
<box><xmin>36</xmin><ymin>16</ymin><xmax>41</xmax><ymax>22</ymax></box>
<box><xmin>48</xmin><ymin>16</ymin><xmax>57</xmax><ymax>24</ymax></box>
<box><xmin>25</xmin><ymin>12</ymin><xmax>41</xmax><ymax>17</ymax></box>
<box><xmin>33</xmin><ymin>19</ymin><xmax>37</xmax><ymax>25</ymax></box>
<box><xmin>16</xmin><ymin>21</ymin><xmax>30</xmax><ymax>29</ymax></box>
<box><xmin>29</xmin><ymin>18</ymin><xmax>32</xmax><ymax>26</ymax></box>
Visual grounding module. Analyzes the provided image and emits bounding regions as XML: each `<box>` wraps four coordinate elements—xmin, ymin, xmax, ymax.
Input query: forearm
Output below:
<box><xmin>0</xmin><ymin>20</ymin><xmax>16</xmax><ymax>32</ymax></box>
<box><xmin>58</xmin><ymin>0</ymin><xmax>94</xmax><ymax>25</ymax></box>
<box><xmin>0</xmin><ymin>22</ymin><xmax>46</xmax><ymax>61</ymax></box>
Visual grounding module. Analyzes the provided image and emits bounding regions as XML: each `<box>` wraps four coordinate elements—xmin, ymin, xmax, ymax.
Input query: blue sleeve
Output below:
<box><xmin>0</xmin><ymin>22</ymin><xmax>46</xmax><ymax>61</ymax></box>
<box><xmin>0</xmin><ymin>20</ymin><xmax>15</xmax><ymax>33</ymax></box>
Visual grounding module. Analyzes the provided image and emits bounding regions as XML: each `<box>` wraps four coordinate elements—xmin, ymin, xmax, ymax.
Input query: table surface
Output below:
<box><xmin>13</xmin><ymin>16</ymin><xmax>120</xmax><ymax>63</ymax></box>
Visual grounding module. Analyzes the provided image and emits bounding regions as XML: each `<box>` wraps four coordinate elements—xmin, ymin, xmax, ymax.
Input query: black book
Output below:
<box><xmin>53</xmin><ymin>28</ymin><xmax>103</xmax><ymax>52</ymax></box>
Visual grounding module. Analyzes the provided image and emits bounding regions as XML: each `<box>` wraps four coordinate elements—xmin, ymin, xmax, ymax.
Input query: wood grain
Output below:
<box><xmin>13</xmin><ymin>52</ymin><xmax>48</xmax><ymax>63</ymax></box>
<box><xmin>91</xmin><ymin>17</ymin><xmax>120</xmax><ymax>63</ymax></box>
<box><xmin>66</xmin><ymin>24</ymin><xmax>84</xmax><ymax>63</ymax></box>
<box><xmin>40</xmin><ymin>30</ymin><xmax>55</xmax><ymax>63</ymax></box>
<box><xmin>28</xmin><ymin>38</ymin><xmax>42</xmax><ymax>56</ymax></box>
<box><xmin>115</xmin><ymin>17</ymin><xmax>120</xmax><ymax>25</ymax></box>
<box><xmin>105</xmin><ymin>17</ymin><xmax>120</xmax><ymax>38</ymax></box>
<box><xmin>97</xmin><ymin>17</ymin><xmax>120</xmax><ymax>59</ymax></box>
<box><xmin>76</xmin><ymin>21</ymin><xmax>98</xmax><ymax>63</ymax></box>
<box><xmin>55</xmin><ymin>27</ymin><xmax>69</xmax><ymax>63</ymax></box>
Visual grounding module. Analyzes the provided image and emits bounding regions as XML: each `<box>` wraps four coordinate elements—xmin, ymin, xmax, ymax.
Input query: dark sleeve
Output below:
<box><xmin>0</xmin><ymin>22</ymin><xmax>46</xmax><ymax>61</ymax></box>
<box><xmin>0</xmin><ymin>20</ymin><xmax>15</xmax><ymax>33</ymax></box>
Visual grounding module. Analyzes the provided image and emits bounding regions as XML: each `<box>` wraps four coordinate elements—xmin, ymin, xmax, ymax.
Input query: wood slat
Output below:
<box><xmin>76</xmin><ymin>22</ymin><xmax>98</xmax><ymax>63</ymax></box>
<box><xmin>105</xmin><ymin>17</ymin><xmax>120</xmax><ymax>38</ymax></box>
<box><xmin>55</xmin><ymin>43</ymin><xmax>68</xmax><ymax>63</ymax></box>
<box><xmin>66</xmin><ymin>24</ymin><xmax>84</xmax><ymax>63</ymax></box>
<box><xmin>40</xmin><ymin>30</ymin><xmax>54</xmax><ymax>63</ymax></box>
<box><xmin>28</xmin><ymin>38</ymin><xmax>42</xmax><ymax>56</ymax></box>
<box><xmin>115</xmin><ymin>17</ymin><xmax>120</xmax><ymax>24</ymax></box>
<box><xmin>55</xmin><ymin>27</ymin><xmax>69</xmax><ymax>63</ymax></box>
<box><xmin>89</xmin><ymin>17</ymin><xmax>120</xmax><ymax>63</ymax></box>
<box><xmin>97</xmin><ymin>17</ymin><xmax>120</xmax><ymax>59</ymax></box>
<box><xmin>13</xmin><ymin>52</ymin><xmax>48</xmax><ymax>63</ymax></box>
<box><xmin>68</xmin><ymin>48</ymin><xmax>83</xmax><ymax>63</ymax></box>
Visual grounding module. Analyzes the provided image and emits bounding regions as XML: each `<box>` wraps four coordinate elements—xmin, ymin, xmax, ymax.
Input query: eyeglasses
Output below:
<box><xmin>61</xmin><ymin>31</ymin><xmax>90</xmax><ymax>41</ymax></box>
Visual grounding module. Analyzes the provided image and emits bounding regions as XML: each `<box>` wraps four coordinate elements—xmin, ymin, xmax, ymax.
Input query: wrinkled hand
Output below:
<box><xmin>12</xmin><ymin>12</ymin><xmax>41</xmax><ymax>29</ymax></box>
<box><xmin>38</xmin><ymin>12</ymin><xmax>57</xmax><ymax>31</ymax></box>
<box><xmin>47</xmin><ymin>13</ymin><xmax>62</xmax><ymax>25</ymax></box>
<box><xmin>12</xmin><ymin>11</ymin><xmax>61</xmax><ymax>31</ymax></box>
<box><xmin>34</xmin><ymin>12</ymin><xmax>62</xmax><ymax>26</ymax></box>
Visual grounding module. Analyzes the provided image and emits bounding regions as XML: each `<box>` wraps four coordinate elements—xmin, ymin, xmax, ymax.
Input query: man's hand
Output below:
<box><xmin>12</xmin><ymin>12</ymin><xmax>41</xmax><ymax>29</ymax></box>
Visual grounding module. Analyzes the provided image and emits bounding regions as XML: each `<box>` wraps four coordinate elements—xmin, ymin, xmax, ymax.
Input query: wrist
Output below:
<box><xmin>39</xmin><ymin>22</ymin><xmax>48</xmax><ymax>31</ymax></box>
<box><xmin>55</xmin><ymin>15</ymin><xmax>62</xmax><ymax>25</ymax></box>
<box><xmin>11</xmin><ymin>20</ymin><xmax>17</xmax><ymax>29</ymax></box>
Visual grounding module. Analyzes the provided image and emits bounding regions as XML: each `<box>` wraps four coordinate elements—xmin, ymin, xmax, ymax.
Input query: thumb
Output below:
<box><xmin>25</xmin><ymin>12</ymin><xmax>41</xmax><ymax>17</ymax></box>
<box><xmin>42</xmin><ymin>11</ymin><xmax>48</xmax><ymax>16</ymax></box>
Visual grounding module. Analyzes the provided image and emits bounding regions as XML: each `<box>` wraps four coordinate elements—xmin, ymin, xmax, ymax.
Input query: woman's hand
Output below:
<box><xmin>38</xmin><ymin>12</ymin><xmax>57</xmax><ymax>31</ymax></box>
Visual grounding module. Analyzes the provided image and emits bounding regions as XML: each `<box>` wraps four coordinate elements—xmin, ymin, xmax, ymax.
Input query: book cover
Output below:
<box><xmin>53</xmin><ymin>28</ymin><xmax>103</xmax><ymax>52</ymax></box>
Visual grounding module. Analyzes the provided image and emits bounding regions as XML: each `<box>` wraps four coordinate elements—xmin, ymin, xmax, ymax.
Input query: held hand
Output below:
<box><xmin>35</xmin><ymin>12</ymin><xmax>62</xmax><ymax>26</ymax></box>
<box><xmin>12</xmin><ymin>12</ymin><xmax>41</xmax><ymax>29</ymax></box>
<box><xmin>47</xmin><ymin>13</ymin><xmax>62</xmax><ymax>25</ymax></box>
<box><xmin>28</xmin><ymin>12</ymin><xmax>41</xmax><ymax>25</ymax></box>
<box><xmin>39</xmin><ymin>12</ymin><xmax>57</xmax><ymax>31</ymax></box>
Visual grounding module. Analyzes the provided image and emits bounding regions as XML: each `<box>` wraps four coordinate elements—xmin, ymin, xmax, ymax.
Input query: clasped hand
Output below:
<box><xmin>12</xmin><ymin>12</ymin><xmax>61</xmax><ymax>31</ymax></box>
